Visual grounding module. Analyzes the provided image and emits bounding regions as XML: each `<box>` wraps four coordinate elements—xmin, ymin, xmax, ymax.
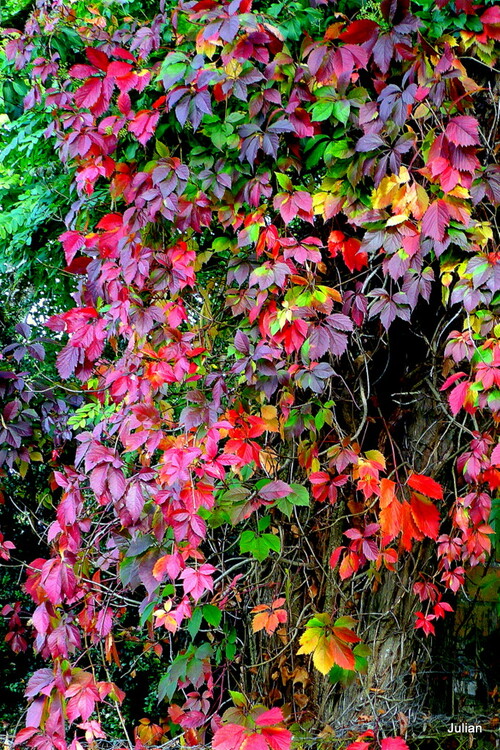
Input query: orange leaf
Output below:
<box><xmin>251</xmin><ymin>598</ymin><xmax>288</xmax><ymax>635</ymax></box>
<box><xmin>379</xmin><ymin>478</ymin><xmax>402</xmax><ymax>540</ymax></box>
<box><xmin>400</xmin><ymin>501</ymin><xmax>424</xmax><ymax>551</ymax></box>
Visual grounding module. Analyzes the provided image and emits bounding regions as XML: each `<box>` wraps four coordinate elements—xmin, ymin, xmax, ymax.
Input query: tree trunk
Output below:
<box><xmin>315</xmin><ymin>316</ymin><xmax>459</xmax><ymax>734</ymax></box>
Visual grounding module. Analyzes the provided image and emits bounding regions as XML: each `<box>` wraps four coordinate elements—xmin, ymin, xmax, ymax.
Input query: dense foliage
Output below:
<box><xmin>1</xmin><ymin>0</ymin><xmax>500</xmax><ymax>747</ymax></box>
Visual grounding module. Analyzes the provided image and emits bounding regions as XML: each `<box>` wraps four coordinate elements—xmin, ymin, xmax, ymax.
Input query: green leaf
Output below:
<box><xmin>275</xmin><ymin>172</ymin><xmax>294</xmax><ymax>191</ymax></box>
<box><xmin>276</xmin><ymin>484</ymin><xmax>310</xmax><ymax>517</ymax></box>
<box><xmin>288</xmin><ymin>484</ymin><xmax>310</xmax><ymax>506</ymax></box>
<box><xmin>262</xmin><ymin>533</ymin><xmax>281</xmax><ymax>553</ymax></box>
<box><xmin>257</xmin><ymin>515</ymin><xmax>271</xmax><ymax>532</ymax></box>
<box><xmin>239</xmin><ymin>529</ymin><xmax>257</xmax><ymax>554</ymax></box>
<box><xmin>187</xmin><ymin>607</ymin><xmax>203</xmax><ymax>639</ymax></box>
<box><xmin>229</xmin><ymin>690</ymin><xmax>248</xmax><ymax>707</ymax></box>
<box><xmin>332</xmin><ymin>100</ymin><xmax>351</xmax><ymax>125</ymax></box>
<box><xmin>202</xmin><ymin>604</ymin><xmax>222</xmax><ymax>627</ymax></box>
<box><xmin>139</xmin><ymin>600</ymin><xmax>158</xmax><ymax>628</ymax></box>
<box><xmin>310</xmin><ymin>100</ymin><xmax>334</xmax><ymax>122</ymax></box>
<box><xmin>155</xmin><ymin>140</ymin><xmax>170</xmax><ymax>158</ymax></box>
<box><xmin>324</xmin><ymin>140</ymin><xmax>352</xmax><ymax>163</ymax></box>
<box><xmin>158</xmin><ymin>653</ymin><xmax>190</xmax><ymax>701</ymax></box>
<box><xmin>251</xmin><ymin>537</ymin><xmax>273</xmax><ymax>561</ymax></box>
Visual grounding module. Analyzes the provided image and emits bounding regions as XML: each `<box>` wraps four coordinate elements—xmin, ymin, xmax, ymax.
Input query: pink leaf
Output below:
<box><xmin>25</xmin><ymin>668</ymin><xmax>55</xmax><ymax>698</ymax></box>
<box><xmin>381</xmin><ymin>738</ymin><xmax>410</xmax><ymax>750</ymax></box>
<box><xmin>445</xmin><ymin>116</ymin><xmax>479</xmax><ymax>147</ymax></box>
<box><xmin>125</xmin><ymin>482</ymin><xmax>144</xmax><ymax>520</ymax></box>
<box><xmin>255</xmin><ymin>708</ymin><xmax>285</xmax><ymax>727</ymax></box>
<box><xmin>240</xmin><ymin>734</ymin><xmax>268</xmax><ymax>750</ymax></box>
<box><xmin>213</xmin><ymin>725</ymin><xmax>246</xmax><ymax>750</ymax></box>
<box><xmin>491</xmin><ymin>443</ymin><xmax>500</xmax><ymax>465</ymax></box>
<box><xmin>258</xmin><ymin>481</ymin><xmax>292</xmax><ymax>501</ymax></box>
<box><xmin>260</xmin><ymin>728</ymin><xmax>292</xmax><ymax>750</ymax></box>
<box><xmin>421</xmin><ymin>200</ymin><xmax>450</xmax><ymax>242</ymax></box>
<box><xmin>180</xmin><ymin>564</ymin><xmax>216</xmax><ymax>601</ymax></box>
<box><xmin>14</xmin><ymin>728</ymin><xmax>39</xmax><ymax>746</ymax></box>
<box><xmin>448</xmin><ymin>380</ymin><xmax>470</xmax><ymax>416</ymax></box>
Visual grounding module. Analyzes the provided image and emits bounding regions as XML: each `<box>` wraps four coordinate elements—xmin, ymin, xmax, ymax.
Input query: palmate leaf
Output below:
<box><xmin>297</xmin><ymin>613</ymin><xmax>360</xmax><ymax>674</ymax></box>
<box><xmin>251</xmin><ymin>597</ymin><xmax>287</xmax><ymax>635</ymax></box>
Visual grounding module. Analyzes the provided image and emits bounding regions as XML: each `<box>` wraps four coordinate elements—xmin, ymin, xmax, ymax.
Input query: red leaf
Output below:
<box><xmin>339</xmin><ymin>19</ymin><xmax>379</xmax><ymax>43</ymax></box>
<box><xmin>342</xmin><ymin>238</ymin><xmax>368</xmax><ymax>272</ymax></box>
<box><xmin>440</xmin><ymin>371</ymin><xmax>467</xmax><ymax>391</ymax></box>
<box><xmin>69</xmin><ymin>63</ymin><xmax>98</xmax><ymax>79</ymax></box>
<box><xmin>330</xmin><ymin>636</ymin><xmax>356</xmax><ymax>670</ymax></box>
<box><xmin>379</xmin><ymin>478</ymin><xmax>402</xmax><ymax>540</ymax></box>
<box><xmin>59</xmin><ymin>230</ymin><xmax>86</xmax><ymax>266</ymax></box>
<box><xmin>85</xmin><ymin>47</ymin><xmax>109</xmax><ymax>71</ymax></box>
<box><xmin>410</xmin><ymin>494</ymin><xmax>440</xmax><ymax>539</ymax></box>
<box><xmin>400</xmin><ymin>501</ymin><xmax>423</xmax><ymax>551</ymax></box>
<box><xmin>74</xmin><ymin>76</ymin><xmax>114</xmax><ymax>116</ymax></box>
<box><xmin>407</xmin><ymin>473</ymin><xmax>443</xmax><ymax>500</ymax></box>
<box><xmin>445</xmin><ymin>116</ymin><xmax>479</xmax><ymax>147</ymax></box>
<box><xmin>481</xmin><ymin>6</ymin><xmax>500</xmax><ymax>23</ymax></box>
<box><xmin>327</xmin><ymin>230</ymin><xmax>344</xmax><ymax>257</ymax></box>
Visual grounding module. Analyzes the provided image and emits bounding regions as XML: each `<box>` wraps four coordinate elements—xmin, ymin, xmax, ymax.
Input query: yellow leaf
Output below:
<box><xmin>414</xmin><ymin>184</ymin><xmax>429</xmax><ymax>218</ymax></box>
<box><xmin>224</xmin><ymin>59</ymin><xmax>243</xmax><ymax>78</ymax></box>
<box><xmin>448</xmin><ymin>185</ymin><xmax>469</xmax><ymax>199</ymax></box>
<box><xmin>440</xmin><ymin>260</ymin><xmax>459</xmax><ymax>274</ymax></box>
<box><xmin>386</xmin><ymin>214</ymin><xmax>408</xmax><ymax>227</ymax></box>
<box><xmin>310</xmin><ymin>457</ymin><xmax>320</xmax><ymax>474</ymax></box>
<box><xmin>194</xmin><ymin>250</ymin><xmax>212</xmax><ymax>271</ymax></box>
<box><xmin>414</xmin><ymin>103</ymin><xmax>430</xmax><ymax>119</ymax></box>
<box><xmin>398</xmin><ymin>166</ymin><xmax>410</xmax><ymax>184</ymax></box>
<box><xmin>297</xmin><ymin>626</ymin><xmax>321</xmax><ymax>655</ymax></box>
<box><xmin>260</xmin><ymin>448</ymin><xmax>280</xmax><ymax>473</ymax></box>
<box><xmin>472</xmin><ymin>222</ymin><xmax>493</xmax><ymax>245</ymax></box>
<box><xmin>365</xmin><ymin>450</ymin><xmax>386</xmax><ymax>469</ymax></box>
<box><xmin>261</xmin><ymin>405</ymin><xmax>279</xmax><ymax>432</ymax></box>
<box><xmin>297</xmin><ymin>615</ymin><xmax>357</xmax><ymax>675</ymax></box>
<box><xmin>372</xmin><ymin>175</ymin><xmax>399</xmax><ymax>209</ymax></box>
<box><xmin>312</xmin><ymin>192</ymin><xmax>328</xmax><ymax>214</ymax></box>
<box><xmin>313</xmin><ymin>634</ymin><xmax>335</xmax><ymax>675</ymax></box>
<box><xmin>29</xmin><ymin>452</ymin><xmax>43</xmax><ymax>462</ymax></box>
<box><xmin>441</xmin><ymin>272</ymin><xmax>454</xmax><ymax>289</ymax></box>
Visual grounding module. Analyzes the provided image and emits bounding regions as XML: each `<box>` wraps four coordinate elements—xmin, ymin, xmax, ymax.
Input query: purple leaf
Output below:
<box><xmin>259</xmin><ymin>480</ymin><xmax>292</xmax><ymax>501</ymax></box>
<box><xmin>356</xmin><ymin>134</ymin><xmax>386</xmax><ymax>152</ymax></box>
